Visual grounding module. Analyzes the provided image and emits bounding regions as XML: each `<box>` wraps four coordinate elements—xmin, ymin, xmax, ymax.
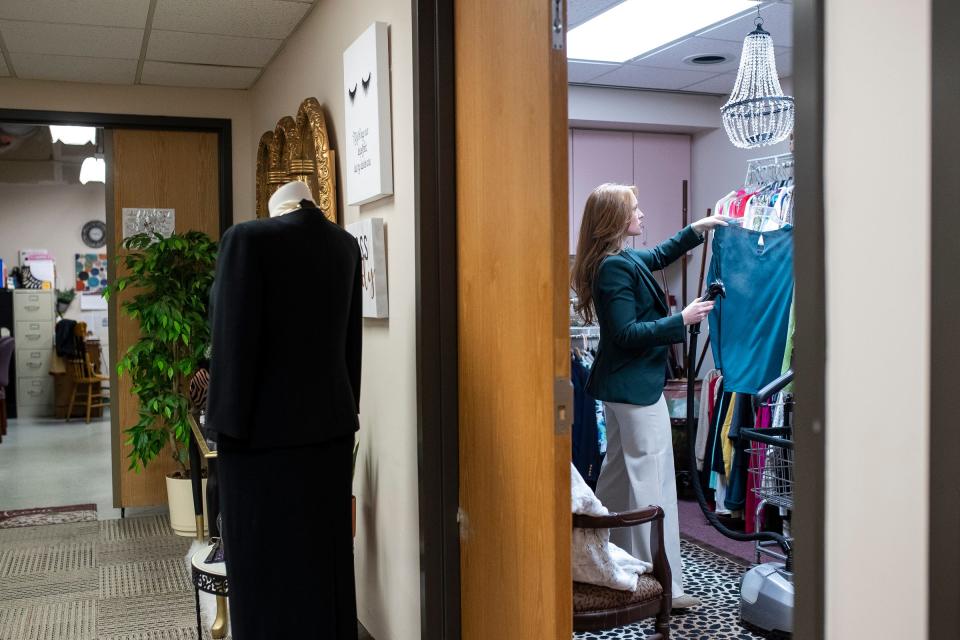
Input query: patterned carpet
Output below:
<box><xmin>0</xmin><ymin>505</ymin><xmax>98</xmax><ymax>529</ymax></box>
<box><xmin>574</xmin><ymin>540</ymin><xmax>770</xmax><ymax>640</ymax></box>
<box><xmin>0</xmin><ymin>515</ymin><xmax>202</xmax><ymax>640</ymax></box>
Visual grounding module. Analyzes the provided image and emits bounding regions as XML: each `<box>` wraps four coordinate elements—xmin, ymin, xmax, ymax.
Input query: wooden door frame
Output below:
<box><xmin>414</xmin><ymin>0</ymin><xmax>828</xmax><ymax>638</ymax></box>
<box><xmin>0</xmin><ymin>108</ymin><xmax>232</xmax><ymax>511</ymax></box>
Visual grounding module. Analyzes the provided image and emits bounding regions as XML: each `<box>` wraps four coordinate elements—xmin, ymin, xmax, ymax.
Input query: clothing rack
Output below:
<box><xmin>744</xmin><ymin>152</ymin><xmax>794</xmax><ymax>188</ymax></box>
<box><xmin>570</xmin><ymin>325</ymin><xmax>600</xmax><ymax>338</ymax></box>
<box><xmin>571</xmin><ymin>325</ymin><xmax>600</xmax><ymax>350</ymax></box>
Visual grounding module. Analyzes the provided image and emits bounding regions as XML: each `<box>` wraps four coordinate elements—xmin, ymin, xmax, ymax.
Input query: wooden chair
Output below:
<box><xmin>573</xmin><ymin>506</ymin><xmax>673</xmax><ymax>637</ymax></box>
<box><xmin>65</xmin><ymin>353</ymin><xmax>110</xmax><ymax>424</ymax></box>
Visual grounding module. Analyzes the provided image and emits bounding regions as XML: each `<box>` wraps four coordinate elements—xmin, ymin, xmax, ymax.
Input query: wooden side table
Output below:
<box><xmin>191</xmin><ymin>542</ymin><xmax>229</xmax><ymax>639</ymax></box>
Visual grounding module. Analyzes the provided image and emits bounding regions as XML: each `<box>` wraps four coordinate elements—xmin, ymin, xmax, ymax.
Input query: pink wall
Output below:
<box><xmin>569</xmin><ymin>129</ymin><xmax>694</xmax><ymax>311</ymax></box>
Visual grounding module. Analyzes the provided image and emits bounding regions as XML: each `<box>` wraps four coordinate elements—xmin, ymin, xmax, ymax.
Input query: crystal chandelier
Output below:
<box><xmin>721</xmin><ymin>16</ymin><xmax>794</xmax><ymax>149</ymax></box>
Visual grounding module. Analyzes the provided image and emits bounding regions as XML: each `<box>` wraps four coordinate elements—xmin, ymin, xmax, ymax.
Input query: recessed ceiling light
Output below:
<box><xmin>685</xmin><ymin>54</ymin><xmax>730</xmax><ymax>65</ymax></box>
<box><xmin>568</xmin><ymin>0</ymin><xmax>759</xmax><ymax>63</ymax></box>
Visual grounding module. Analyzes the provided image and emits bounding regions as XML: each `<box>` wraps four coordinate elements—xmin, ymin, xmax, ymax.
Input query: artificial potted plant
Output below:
<box><xmin>106</xmin><ymin>231</ymin><xmax>217</xmax><ymax>536</ymax></box>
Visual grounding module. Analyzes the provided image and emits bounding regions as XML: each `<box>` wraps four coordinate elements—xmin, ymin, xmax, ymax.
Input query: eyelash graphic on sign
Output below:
<box><xmin>362</xmin><ymin>72</ymin><xmax>372</xmax><ymax>93</ymax></box>
<box><xmin>348</xmin><ymin>84</ymin><xmax>358</xmax><ymax>103</ymax></box>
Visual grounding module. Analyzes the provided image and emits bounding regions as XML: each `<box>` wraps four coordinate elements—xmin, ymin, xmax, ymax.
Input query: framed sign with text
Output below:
<box><xmin>346</xmin><ymin>217</ymin><xmax>389</xmax><ymax>318</ymax></box>
<box><xmin>343</xmin><ymin>22</ymin><xmax>394</xmax><ymax>206</ymax></box>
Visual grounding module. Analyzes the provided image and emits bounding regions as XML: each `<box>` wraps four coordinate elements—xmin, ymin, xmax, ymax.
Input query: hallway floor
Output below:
<box><xmin>0</xmin><ymin>414</ymin><xmax>162</xmax><ymax>520</ymax></box>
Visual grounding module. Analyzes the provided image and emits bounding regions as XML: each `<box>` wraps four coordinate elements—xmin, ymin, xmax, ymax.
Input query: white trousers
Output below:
<box><xmin>596</xmin><ymin>395</ymin><xmax>684</xmax><ymax>596</ymax></box>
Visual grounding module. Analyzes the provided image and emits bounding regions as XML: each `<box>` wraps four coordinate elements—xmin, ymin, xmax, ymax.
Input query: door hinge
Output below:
<box><xmin>555</xmin><ymin>377</ymin><xmax>573</xmax><ymax>435</ymax></box>
<box><xmin>457</xmin><ymin>507</ymin><xmax>469</xmax><ymax>541</ymax></box>
<box><xmin>551</xmin><ymin>0</ymin><xmax>565</xmax><ymax>51</ymax></box>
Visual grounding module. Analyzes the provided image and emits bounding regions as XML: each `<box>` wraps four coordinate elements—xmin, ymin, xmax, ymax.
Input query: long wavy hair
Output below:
<box><xmin>570</xmin><ymin>183</ymin><xmax>636</xmax><ymax>325</ymax></box>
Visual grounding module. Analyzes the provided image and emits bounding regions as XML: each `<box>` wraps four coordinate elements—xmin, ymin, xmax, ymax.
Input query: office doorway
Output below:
<box><xmin>0</xmin><ymin>109</ymin><xmax>231</xmax><ymax>521</ymax></box>
<box><xmin>415</xmin><ymin>0</ymin><xmax>825</xmax><ymax>638</ymax></box>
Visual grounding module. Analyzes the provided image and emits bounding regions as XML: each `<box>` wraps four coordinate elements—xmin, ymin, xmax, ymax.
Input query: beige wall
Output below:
<box><xmin>0</xmin><ymin>182</ymin><xmax>110</xmax><ymax>334</ymax></box>
<box><xmin>0</xmin><ymin>78</ymin><xmax>253</xmax><ymax>215</ymax></box>
<box><xmin>250</xmin><ymin>1</ymin><xmax>419</xmax><ymax>638</ymax></box>
<box><xmin>0</xmin><ymin>182</ymin><xmax>105</xmax><ymax>293</ymax></box>
<box><xmin>824</xmin><ymin>0</ymin><xmax>930</xmax><ymax>636</ymax></box>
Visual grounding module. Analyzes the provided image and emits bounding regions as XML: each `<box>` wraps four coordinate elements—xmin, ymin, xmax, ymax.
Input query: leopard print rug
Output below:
<box><xmin>574</xmin><ymin>539</ymin><xmax>774</xmax><ymax>639</ymax></box>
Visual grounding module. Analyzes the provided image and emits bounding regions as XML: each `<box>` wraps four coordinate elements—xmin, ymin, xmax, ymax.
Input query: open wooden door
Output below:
<box><xmin>106</xmin><ymin>129</ymin><xmax>220</xmax><ymax>508</ymax></box>
<box><xmin>455</xmin><ymin>0</ymin><xmax>572</xmax><ymax>637</ymax></box>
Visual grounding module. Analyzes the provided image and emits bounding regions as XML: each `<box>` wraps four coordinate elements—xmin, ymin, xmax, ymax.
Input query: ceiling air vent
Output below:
<box><xmin>685</xmin><ymin>54</ymin><xmax>729</xmax><ymax>65</ymax></box>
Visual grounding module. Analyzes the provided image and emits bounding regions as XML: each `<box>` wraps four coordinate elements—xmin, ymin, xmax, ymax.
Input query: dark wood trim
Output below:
<box><xmin>572</xmin><ymin>506</ymin><xmax>663</xmax><ymax>530</ymax></box>
<box><xmin>103</xmin><ymin>128</ymin><xmax>122</xmax><ymax>508</ymax></box>
<box><xmin>930</xmin><ymin>0</ymin><xmax>960</xmax><ymax>634</ymax></box>
<box><xmin>216</xmin><ymin>120</ymin><xmax>234</xmax><ymax>234</ymax></box>
<box><xmin>793</xmin><ymin>0</ymin><xmax>826</xmax><ymax>638</ymax></box>
<box><xmin>0</xmin><ymin>108</ymin><xmax>233</xmax><ymax>235</ymax></box>
<box><xmin>412</xmin><ymin>0</ymin><xmax>461</xmax><ymax>638</ymax></box>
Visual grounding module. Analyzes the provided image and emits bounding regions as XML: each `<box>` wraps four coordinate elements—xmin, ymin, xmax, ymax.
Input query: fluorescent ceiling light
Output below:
<box><xmin>49</xmin><ymin>125</ymin><xmax>97</xmax><ymax>146</ymax></box>
<box><xmin>79</xmin><ymin>157</ymin><xmax>106</xmax><ymax>185</ymax></box>
<box><xmin>568</xmin><ymin>0</ymin><xmax>759</xmax><ymax>63</ymax></box>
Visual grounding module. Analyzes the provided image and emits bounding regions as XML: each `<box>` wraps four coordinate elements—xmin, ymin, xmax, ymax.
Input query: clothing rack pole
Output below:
<box><xmin>682</xmin><ymin>179</ymin><xmax>689</xmax><ymax>309</ymax></box>
<box><xmin>695</xmin><ymin>335</ymin><xmax>710</xmax><ymax>379</ymax></box>
<box><xmin>681</xmin><ymin>180</ymin><xmax>689</xmax><ymax>374</ymax></box>
<box><xmin>697</xmin><ymin>208</ymin><xmax>712</xmax><ymax>299</ymax></box>
<box><xmin>659</xmin><ymin>270</ymin><xmax>682</xmax><ymax>378</ymax></box>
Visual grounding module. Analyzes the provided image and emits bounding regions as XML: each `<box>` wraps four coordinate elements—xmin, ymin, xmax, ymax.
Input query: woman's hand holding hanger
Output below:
<box><xmin>691</xmin><ymin>215</ymin><xmax>732</xmax><ymax>235</ymax></box>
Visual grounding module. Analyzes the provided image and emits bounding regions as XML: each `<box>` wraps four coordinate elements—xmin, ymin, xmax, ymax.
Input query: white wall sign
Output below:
<box><xmin>346</xmin><ymin>218</ymin><xmax>389</xmax><ymax>318</ymax></box>
<box><xmin>122</xmin><ymin>208</ymin><xmax>175</xmax><ymax>239</ymax></box>
<box><xmin>343</xmin><ymin>22</ymin><xmax>393</xmax><ymax>206</ymax></box>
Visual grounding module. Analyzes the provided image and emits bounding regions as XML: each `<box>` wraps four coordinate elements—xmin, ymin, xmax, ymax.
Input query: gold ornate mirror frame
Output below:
<box><xmin>256</xmin><ymin>97</ymin><xmax>338</xmax><ymax>223</ymax></box>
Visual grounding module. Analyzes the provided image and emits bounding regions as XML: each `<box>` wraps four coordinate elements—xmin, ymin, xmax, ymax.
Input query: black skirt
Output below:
<box><xmin>217</xmin><ymin>435</ymin><xmax>357</xmax><ymax>640</ymax></box>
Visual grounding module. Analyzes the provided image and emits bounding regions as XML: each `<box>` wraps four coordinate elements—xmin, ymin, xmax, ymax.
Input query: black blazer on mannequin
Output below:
<box><xmin>206</xmin><ymin>202</ymin><xmax>362</xmax><ymax>449</ymax></box>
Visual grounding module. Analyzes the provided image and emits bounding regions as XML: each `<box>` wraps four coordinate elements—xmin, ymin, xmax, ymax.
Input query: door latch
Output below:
<box><xmin>555</xmin><ymin>377</ymin><xmax>573</xmax><ymax>435</ymax></box>
<box><xmin>551</xmin><ymin>0</ymin><xmax>564</xmax><ymax>51</ymax></box>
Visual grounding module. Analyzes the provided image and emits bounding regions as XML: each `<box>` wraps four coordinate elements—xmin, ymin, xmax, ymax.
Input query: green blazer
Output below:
<box><xmin>586</xmin><ymin>226</ymin><xmax>704</xmax><ymax>406</ymax></box>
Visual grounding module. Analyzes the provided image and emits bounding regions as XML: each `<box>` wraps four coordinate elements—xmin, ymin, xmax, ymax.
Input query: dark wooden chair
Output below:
<box><xmin>573</xmin><ymin>506</ymin><xmax>673</xmax><ymax>638</ymax></box>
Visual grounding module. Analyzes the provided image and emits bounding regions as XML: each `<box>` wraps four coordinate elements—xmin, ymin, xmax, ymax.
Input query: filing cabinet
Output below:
<box><xmin>13</xmin><ymin>290</ymin><xmax>55</xmax><ymax>417</ymax></box>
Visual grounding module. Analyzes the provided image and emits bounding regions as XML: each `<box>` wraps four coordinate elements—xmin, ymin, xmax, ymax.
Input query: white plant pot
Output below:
<box><xmin>166</xmin><ymin>474</ymin><xmax>209</xmax><ymax>537</ymax></box>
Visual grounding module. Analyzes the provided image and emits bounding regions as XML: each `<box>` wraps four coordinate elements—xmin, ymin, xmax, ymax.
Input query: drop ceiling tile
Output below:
<box><xmin>148</xmin><ymin>30</ymin><xmax>281</xmax><ymax>67</ymax></box>
<box><xmin>0</xmin><ymin>56</ymin><xmax>8</xmax><ymax>76</ymax></box>
<box><xmin>141</xmin><ymin>61</ymin><xmax>260</xmax><ymax>89</ymax></box>
<box><xmin>697</xmin><ymin>1</ymin><xmax>792</xmax><ymax>47</ymax></box>
<box><xmin>0</xmin><ymin>0</ymin><xmax>151</xmax><ymax>28</ymax></box>
<box><xmin>0</xmin><ymin>21</ymin><xmax>142</xmax><ymax>59</ymax></box>
<box><xmin>681</xmin><ymin>72</ymin><xmax>738</xmax><ymax>95</ymax></box>
<box><xmin>633</xmin><ymin>36</ymin><xmax>746</xmax><ymax>73</ymax></box>
<box><xmin>153</xmin><ymin>0</ymin><xmax>311</xmax><ymax>39</ymax></box>
<box><xmin>589</xmin><ymin>64</ymin><xmax>718</xmax><ymax>91</ymax></box>
<box><xmin>568</xmin><ymin>0</ymin><xmax>623</xmax><ymax>29</ymax></box>
<box><xmin>13</xmin><ymin>53</ymin><xmax>137</xmax><ymax>84</ymax></box>
<box><xmin>568</xmin><ymin>61</ymin><xmax>619</xmax><ymax>83</ymax></box>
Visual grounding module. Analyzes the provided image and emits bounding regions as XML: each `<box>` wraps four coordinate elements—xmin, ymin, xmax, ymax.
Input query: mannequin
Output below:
<box><xmin>268</xmin><ymin>180</ymin><xmax>315</xmax><ymax>217</ymax></box>
<box><xmin>207</xmin><ymin>189</ymin><xmax>362</xmax><ymax>640</ymax></box>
